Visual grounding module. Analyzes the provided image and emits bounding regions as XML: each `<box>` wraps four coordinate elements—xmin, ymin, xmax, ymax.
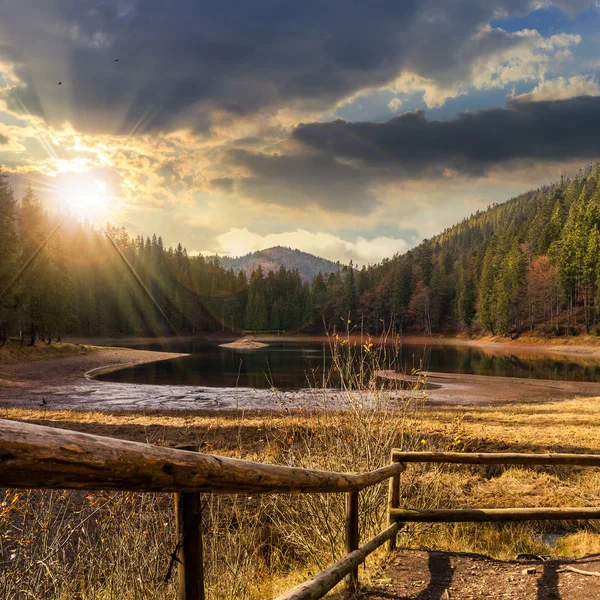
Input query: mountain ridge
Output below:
<box><xmin>216</xmin><ymin>245</ymin><xmax>342</xmax><ymax>281</ymax></box>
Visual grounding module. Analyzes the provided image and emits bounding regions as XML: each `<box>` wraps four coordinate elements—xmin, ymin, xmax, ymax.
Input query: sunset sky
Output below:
<box><xmin>2</xmin><ymin>1</ymin><xmax>600</xmax><ymax>264</ymax></box>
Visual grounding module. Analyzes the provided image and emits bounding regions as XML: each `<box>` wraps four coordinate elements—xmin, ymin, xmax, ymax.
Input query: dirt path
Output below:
<box><xmin>360</xmin><ymin>549</ymin><xmax>600</xmax><ymax>599</ymax></box>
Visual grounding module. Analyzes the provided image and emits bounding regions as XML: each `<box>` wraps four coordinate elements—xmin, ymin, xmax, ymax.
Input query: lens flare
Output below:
<box><xmin>64</xmin><ymin>177</ymin><xmax>110</xmax><ymax>220</ymax></box>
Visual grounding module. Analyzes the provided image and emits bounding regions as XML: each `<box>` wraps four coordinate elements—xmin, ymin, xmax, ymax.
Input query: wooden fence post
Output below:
<box><xmin>387</xmin><ymin>455</ymin><xmax>401</xmax><ymax>552</ymax></box>
<box><xmin>345</xmin><ymin>490</ymin><xmax>359</xmax><ymax>592</ymax></box>
<box><xmin>174</xmin><ymin>444</ymin><xmax>205</xmax><ymax>600</ymax></box>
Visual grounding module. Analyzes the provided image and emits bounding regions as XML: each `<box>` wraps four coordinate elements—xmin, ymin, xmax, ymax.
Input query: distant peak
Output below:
<box><xmin>217</xmin><ymin>246</ymin><xmax>342</xmax><ymax>281</ymax></box>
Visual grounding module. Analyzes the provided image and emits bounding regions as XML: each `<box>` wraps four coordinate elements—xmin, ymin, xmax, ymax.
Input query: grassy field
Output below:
<box><xmin>0</xmin><ymin>339</ymin><xmax>94</xmax><ymax>367</ymax></box>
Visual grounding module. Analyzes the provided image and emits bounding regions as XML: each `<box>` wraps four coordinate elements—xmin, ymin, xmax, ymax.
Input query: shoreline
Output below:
<box><xmin>2</xmin><ymin>337</ymin><xmax>600</xmax><ymax>412</ymax></box>
<box><xmin>66</xmin><ymin>333</ymin><xmax>600</xmax><ymax>359</ymax></box>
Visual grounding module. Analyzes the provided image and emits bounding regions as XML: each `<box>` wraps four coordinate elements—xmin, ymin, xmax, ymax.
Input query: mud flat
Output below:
<box><xmin>218</xmin><ymin>338</ymin><xmax>269</xmax><ymax>350</ymax></box>
<box><xmin>376</xmin><ymin>370</ymin><xmax>600</xmax><ymax>404</ymax></box>
<box><xmin>0</xmin><ymin>345</ymin><xmax>343</xmax><ymax>411</ymax></box>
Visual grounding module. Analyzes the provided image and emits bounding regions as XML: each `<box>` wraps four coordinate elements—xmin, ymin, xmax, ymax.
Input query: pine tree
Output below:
<box><xmin>342</xmin><ymin>262</ymin><xmax>357</xmax><ymax>319</ymax></box>
<box><xmin>0</xmin><ymin>171</ymin><xmax>17</xmax><ymax>344</ymax></box>
<box><xmin>478</xmin><ymin>241</ymin><xmax>497</xmax><ymax>334</ymax></box>
<box><xmin>457</xmin><ymin>265</ymin><xmax>476</xmax><ymax>332</ymax></box>
<box><xmin>18</xmin><ymin>185</ymin><xmax>48</xmax><ymax>344</ymax></box>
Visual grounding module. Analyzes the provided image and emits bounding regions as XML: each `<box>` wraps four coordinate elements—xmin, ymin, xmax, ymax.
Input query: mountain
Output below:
<box><xmin>218</xmin><ymin>246</ymin><xmax>341</xmax><ymax>281</ymax></box>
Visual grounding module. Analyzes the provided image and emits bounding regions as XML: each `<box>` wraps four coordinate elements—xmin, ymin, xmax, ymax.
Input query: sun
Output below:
<box><xmin>63</xmin><ymin>176</ymin><xmax>111</xmax><ymax>221</ymax></box>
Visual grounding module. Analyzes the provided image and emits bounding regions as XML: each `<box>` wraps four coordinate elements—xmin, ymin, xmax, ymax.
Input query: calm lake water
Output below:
<box><xmin>94</xmin><ymin>340</ymin><xmax>600</xmax><ymax>390</ymax></box>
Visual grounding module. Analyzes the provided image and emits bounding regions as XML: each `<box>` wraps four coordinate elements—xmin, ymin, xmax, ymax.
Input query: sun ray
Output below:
<box><xmin>0</xmin><ymin>217</ymin><xmax>65</xmax><ymax>305</ymax></box>
<box><xmin>100</xmin><ymin>223</ymin><xmax>184</xmax><ymax>343</ymax></box>
<box><xmin>11</xmin><ymin>95</ymin><xmax>59</xmax><ymax>161</ymax></box>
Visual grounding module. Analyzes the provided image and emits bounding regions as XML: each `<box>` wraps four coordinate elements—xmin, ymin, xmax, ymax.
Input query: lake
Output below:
<box><xmin>94</xmin><ymin>340</ymin><xmax>600</xmax><ymax>390</ymax></box>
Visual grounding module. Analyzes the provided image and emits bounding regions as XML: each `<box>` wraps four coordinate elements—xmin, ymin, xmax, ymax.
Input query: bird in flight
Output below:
<box><xmin>58</xmin><ymin>81</ymin><xmax>62</xmax><ymax>85</ymax></box>
<box><xmin>115</xmin><ymin>59</ymin><xmax>119</xmax><ymax>62</ymax></box>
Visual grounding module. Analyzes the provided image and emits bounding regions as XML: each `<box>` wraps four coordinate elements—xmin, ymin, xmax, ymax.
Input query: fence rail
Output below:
<box><xmin>3</xmin><ymin>420</ymin><xmax>600</xmax><ymax>599</ymax></box>
<box><xmin>390</xmin><ymin>507</ymin><xmax>600</xmax><ymax>522</ymax></box>
<box><xmin>392</xmin><ymin>450</ymin><xmax>600</xmax><ymax>467</ymax></box>
<box><xmin>0</xmin><ymin>418</ymin><xmax>404</xmax><ymax>494</ymax></box>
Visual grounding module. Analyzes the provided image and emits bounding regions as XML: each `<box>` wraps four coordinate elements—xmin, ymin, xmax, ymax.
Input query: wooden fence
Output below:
<box><xmin>3</xmin><ymin>418</ymin><xmax>600</xmax><ymax>599</ymax></box>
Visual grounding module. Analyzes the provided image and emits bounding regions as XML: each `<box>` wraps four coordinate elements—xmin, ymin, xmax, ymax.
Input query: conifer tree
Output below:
<box><xmin>0</xmin><ymin>171</ymin><xmax>17</xmax><ymax>344</ymax></box>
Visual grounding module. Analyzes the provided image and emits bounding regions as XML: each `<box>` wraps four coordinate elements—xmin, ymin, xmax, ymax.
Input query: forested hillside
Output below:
<box><xmin>219</xmin><ymin>246</ymin><xmax>340</xmax><ymax>281</ymax></box>
<box><xmin>1</xmin><ymin>164</ymin><xmax>600</xmax><ymax>342</ymax></box>
<box><xmin>357</xmin><ymin>163</ymin><xmax>600</xmax><ymax>337</ymax></box>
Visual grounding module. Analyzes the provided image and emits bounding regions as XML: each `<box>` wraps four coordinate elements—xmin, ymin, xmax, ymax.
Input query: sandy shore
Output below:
<box><xmin>376</xmin><ymin>370</ymin><xmax>600</xmax><ymax>405</ymax></box>
<box><xmin>400</xmin><ymin>335</ymin><xmax>600</xmax><ymax>358</ymax></box>
<box><xmin>218</xmin><ymin>338</ymin><xmax>269</xmax><ymax>350</ymax></box>
<box><xmin>65</xmin><ymin>332</ymin><xmax>600</xmax><ymax>358</ymax></box>
<box><xmin>251</xmin><ymin>333</ymin><xmax>600</xmax><ymax>358</ymax></box>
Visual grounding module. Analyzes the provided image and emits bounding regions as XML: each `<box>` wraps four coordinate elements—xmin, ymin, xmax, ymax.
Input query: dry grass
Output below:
<box><xmin>0</xmin><ymin>340</ymin><xmax>94</xmax><ymax>367</ymax></box>
<box><xmin>4</xmin><ymin>336</ymin><xmax>600</xmax><ymax>597</ymax></box>
<box><xmin>393</xmin><ymin>396</ymin><xmax>600</xmax><ymax>561</ymax></box>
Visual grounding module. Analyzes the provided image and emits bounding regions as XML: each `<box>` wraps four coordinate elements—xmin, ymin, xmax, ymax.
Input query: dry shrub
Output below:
<box><xmin>247</xmin><ymin>329</ymin><xmax>431</xmax><ymax>586</ymax></box>
<box><xmin>555</xmin><ymin>531</ymin><xmax>600</xmax><ymax>557</ymax></box>
<box><xmin>0</xmin><ymin>489</ymin><xmax>176</xmax><ymax>599</ymax></box>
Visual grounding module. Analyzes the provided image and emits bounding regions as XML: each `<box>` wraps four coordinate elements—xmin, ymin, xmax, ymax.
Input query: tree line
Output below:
<box><xmin>0</xmin><ymin>174</ymin><xmax>323</xmax><ymax>342</ymax></box>
<box><xmin>2</xmin><ymin>164</ymin><xmax>600</xmax><ymax>343</ymax></box>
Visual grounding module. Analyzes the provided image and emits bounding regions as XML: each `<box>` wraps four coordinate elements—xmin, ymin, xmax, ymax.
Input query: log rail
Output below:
<box><xmin>2</xmin><ymin>419</ymin><xmax>600</xmax><ymax>599</ymax></box>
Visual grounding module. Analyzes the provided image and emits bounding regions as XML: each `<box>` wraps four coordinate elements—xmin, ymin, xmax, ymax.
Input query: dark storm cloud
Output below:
<box><xmin>209</xmin><ymin>177</ymin><xmax>235</xmax><ymax>193</ymax></box>
<box><xmin>225</xmin><ymin>149</ymin><xmax>377</xmax><ymax>213</ymax></box>
<box><xmin>292</xmin><ymin>96</ymin><xmax>600</xmax><ymax>177</ymax></box>
<box><xmin>0</xmin><ymin>0</ymin><xmax>593</xmax><ymax>134</ymax></box>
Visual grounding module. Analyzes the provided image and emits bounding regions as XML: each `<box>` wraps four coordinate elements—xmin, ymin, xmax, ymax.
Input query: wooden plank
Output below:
<box><xmin>174</xmin><ymin>444</ymin><xmax>204</xmax><ymax>600</ymax></box>
<box><xmin>0</xmin><ymin>419</ymin><xmax>404</xmax><ymax>494</ymax></box>
<box><xmin>390</xmin><ymin>507</ymin><xmax>600</xmax><ymax>523</ymax></box>
<box><xmin>345</xmin><ymin>490</ymin><xmax>359</xmax><ymax>591</ymax></box>
<box><xmin>275</xmin><ymin>523</ymin><xmax>400</xmax><ymax>600</ymax></box>
<box><xmin>391</xmin><ymin>450</ymin><xmax>600</xmax><ymax>467</ymax></box>
<box><xmin>386</xmin><ymin>456</ymin><xmax>401</xmax><ymax>552</ymax></box>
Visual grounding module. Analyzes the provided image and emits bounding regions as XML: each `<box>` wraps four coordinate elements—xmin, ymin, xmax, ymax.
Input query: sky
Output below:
<box><xmin>2</xmin><ymin>1</ymin><xmax>600</xmax><ymax>265</ymax></box>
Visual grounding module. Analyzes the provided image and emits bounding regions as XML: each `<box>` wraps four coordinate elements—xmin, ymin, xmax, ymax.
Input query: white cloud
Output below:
<box><xmin>390</xmin><ymin>29</ymin><xmax>581</xmax><ymax>108</ymax></box>
<box><xmin>387</xmin><ymin>97</ymin><xmax>403</xmax><ymax>112</ymax></box>
<box><xmin>207</xmin><ymin>228</ymin><xmax>411</xmax><ymax>265</ymax></box>
<box><xmin>512</xmin><ymin>75</ymin><xmax>600</xmax><ymax>102</ymax></box>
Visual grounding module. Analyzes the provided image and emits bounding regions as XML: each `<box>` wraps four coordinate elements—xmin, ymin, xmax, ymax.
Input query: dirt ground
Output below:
<box><xmin>218</xmin><ymin>337</ymin><xmax>269</xmax><ymax>349</ymax></box>
<box><xmin>376</xmin><ymin>370</ymin><xmax>600</xmax><ymax>404</ymax></box>
<box><xmin>359</xmin><ymin>549</ymin><xmax>600</xmax><ymax>600</ymax></box>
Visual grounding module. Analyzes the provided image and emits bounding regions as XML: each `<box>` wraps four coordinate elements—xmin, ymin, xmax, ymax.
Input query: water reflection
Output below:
<box><xmin>95</xmin><ymin>341</ymin><xmax>600</xmax><ymax>390</ymax></box>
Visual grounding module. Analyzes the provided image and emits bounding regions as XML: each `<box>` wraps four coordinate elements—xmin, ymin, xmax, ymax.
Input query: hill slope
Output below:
<box><xmin>327</xmin><ymin>163</ymin><xmax>600</xmax><ymax>336</ymax></box>
<box><xmin>218</xmin><ymin>246</ymin><xmax>341</xmax><ymax>281</ymax></box>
